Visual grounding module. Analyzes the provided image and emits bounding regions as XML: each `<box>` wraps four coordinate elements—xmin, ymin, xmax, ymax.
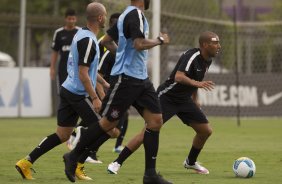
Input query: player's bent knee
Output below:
<box><xmin>108</xmin><ymin>128</ymin><xmax>121</xmax><ymax>138</ymax></box>
<box><xmin>56</xmin><ymin>132</ymin><xmax>71</xmax><ymax>142</ymax></box>
<box><xmin>56</xmin><ymin>126</ymin><xmax>73</xmax><ymax>142</ymax></box>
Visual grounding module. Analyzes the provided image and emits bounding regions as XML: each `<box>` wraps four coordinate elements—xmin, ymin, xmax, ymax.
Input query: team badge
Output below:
<box><xmin>110</xmin><ymin>109</ymin><xmax>120</xmax><ymax>119</ymax></box>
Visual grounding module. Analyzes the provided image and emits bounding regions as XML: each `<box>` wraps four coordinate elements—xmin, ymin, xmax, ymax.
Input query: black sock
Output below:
<box><xmin>115</xmin><ymin>146</ymin><xmax>133</xmax><ymax>165</ymax></box>
<box><xmin>70</xmin><ymin>122</ymin><xmax>106</xmax><ymax>161</ymax></box>
<box><xmin>143</xmin><ymin>128</ymin><xmax>159</xmax><ymax>176</ymax></box>
<box><xmin>28</xmin><ymin>133</ymin><xmax>61</xmax><ymax>163</ymax></box>
<box><xmin>187</xmin><ymin>146</ymin><xmax>202</xmax><ymax>165</ymax></box>
<box><xmin>115</xmin><ymin>118</ymin><xmax>128</xmax><ymax>148</ymax></box>
<box><xmin>77</xmin><ymin>133</ymin><xmax>110</xmax><ymax>163</ymax></box>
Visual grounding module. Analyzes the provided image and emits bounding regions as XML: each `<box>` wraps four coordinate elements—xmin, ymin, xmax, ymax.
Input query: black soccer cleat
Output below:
<box><xmin>143</xmin><ymin>173</ymin><xmax>173</xmax><ymax>184</ymax></box>
<box><xmin>63</xmin><ymin>153</ymin><xmax>77</xmax><ymax>182</ymax></box>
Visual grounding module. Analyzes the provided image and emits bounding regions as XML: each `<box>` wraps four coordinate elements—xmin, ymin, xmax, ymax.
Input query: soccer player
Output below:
<box><xmin>50</xmin><ymin>8</ymin><xmax>79</xmax><ymax>89</ymax></box>
<box><xmin>15</xmin><ymin>2</ymin><xmax>108</xmax><ymax>181</ymax></box>
<box><xmin>107</xmin><ymin>31</ymin><xmax>220</xmax><ymax>175</ymax></box>
<box><xmin>68</xmin><ymin>13</ymin><xmax>128</xmax><ymax>164</ymax></box>
<box><xmin>62</xmin><ymin>0</ymin><xmax>172</xmax><ymax>183</ymax></box>
<box><xmin>98</xmin><ymin>12</ymin><xmax>128</xmax><ymax>154</ymax></box>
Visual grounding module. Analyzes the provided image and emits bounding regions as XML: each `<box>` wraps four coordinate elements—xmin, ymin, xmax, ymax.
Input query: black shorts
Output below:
<box><xmin>160</xmin><ymin>94</ymin><xmax>208</xmax><ymax>125</ymax></box>
<box><xmin>57</xmin><ymin>87</ymin><xmax>100</xmax><ymax>127</ymax></box>
<box><xmin>101</xmin><ymin>74</ymin><xmax>161</xmax><ymax>122</ymax></box>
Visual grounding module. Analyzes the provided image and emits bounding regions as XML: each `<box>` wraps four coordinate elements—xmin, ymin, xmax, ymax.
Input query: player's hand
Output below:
<box><xmin>159</xmin><ymin>32</ymin><xmax>170</xmax><ymax>44</ymax></box>
<box><xmin>197</xmin><ymin>81</ymin><xmax>215</xmax><ymax>91</ymax></box>
<box><xmin>92</xmin><ymin>98</ymin><xmax>102</xmax><ymax>113</ymax></box>
<box><xmin>103</xmin><ymin>81</ymin><xmax>110</xmax><ymax>90</ymax></box>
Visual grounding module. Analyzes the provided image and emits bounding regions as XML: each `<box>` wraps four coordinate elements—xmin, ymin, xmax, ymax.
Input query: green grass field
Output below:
<box><xmin>0</xmin><ymin>117</ymin><xmax>282</xmax><ymax>184</ymax></box>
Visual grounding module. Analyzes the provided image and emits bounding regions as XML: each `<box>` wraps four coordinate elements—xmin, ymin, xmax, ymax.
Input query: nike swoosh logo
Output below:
<box><xmin>262</xmin><ymin>91</ymin><xmax>282</xmax><ymax>105</ymax></box>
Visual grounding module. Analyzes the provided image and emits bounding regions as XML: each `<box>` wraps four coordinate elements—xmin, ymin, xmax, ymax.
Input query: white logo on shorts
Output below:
<box><xmin>111</xmin><ymin>109</ymin><xmax>120</xmax><ymax>119</ymax></box>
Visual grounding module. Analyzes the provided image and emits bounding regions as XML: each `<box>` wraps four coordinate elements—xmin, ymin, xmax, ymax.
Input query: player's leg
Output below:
<box><xmin>63</xmin><ymin>75</ymin><xmax>134</xmax><ymax>182</ymax></box>
<box><xmin>142</xmin><ymin>109</ymin><xmax>172</xmax><ymax>184</ymax></box>
<box><xmin>108</xmin><ymin>127</ymin><xmax>145</xmax><ymax>174</ymax></box>
<box><xmin>142</xmin><ymin>109</ymin><xmax>162</xmax><ymax>174</ymax></box>
<box><xmin>113</xmin><ymin>111</ymin><xmax>129</xmax><ymax>153</ymax></box>
<box><xmin>178</xmin><ymin>102</ymin><xmax>212</xmax><ymax>174</ymax></box>
<box><xmin>107</xmin><ymin>92</ymin><xmax>177</xmax><ymax>175</ymax></box>
<box><xmin>136</xmin><ymin>79</ymin><xmax>172</xmax><ymax>184</ymax></box>
<box><xmin>78</xmin><ymin>127</ymin><xmax>121</xmax><ymax>165</ymax></box>
<box><xmin>15</xmin><ymin>87</ymin><xmax>78</xmax><ymax>180</ymax></box>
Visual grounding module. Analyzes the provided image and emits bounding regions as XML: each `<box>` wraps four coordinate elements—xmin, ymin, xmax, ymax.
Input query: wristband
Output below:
<box><xmin>157</xmin><ymin>36</ymin><xmax>164</xmax><ymax>45</ymax></box>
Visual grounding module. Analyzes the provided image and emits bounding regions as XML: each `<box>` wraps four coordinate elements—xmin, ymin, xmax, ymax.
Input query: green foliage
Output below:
<box><xmin>1</xmin><ymin>117</ymin><xmax>282</xmax><ymax>184</ymax></box>
<box><xmin>0</xmin><ymin>0</ymin><xmax>20</xmax><ymax>13</ymax></box>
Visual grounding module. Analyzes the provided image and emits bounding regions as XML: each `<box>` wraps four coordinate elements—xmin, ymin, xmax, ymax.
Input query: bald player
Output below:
<box><xmin>15</xmin><ymin>2</ymin><xmax>108</xmax><ymax>180</ymax></box>
<box><xmin>107</xmin><ymin>31</ymin><xmax>221</xmax><ymax>175</ymax></box>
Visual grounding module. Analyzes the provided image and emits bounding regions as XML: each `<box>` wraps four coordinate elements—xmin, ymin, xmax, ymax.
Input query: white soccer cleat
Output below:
<box><xmin>85</xmin><ymin>156</ymin><xmax>103</xmax><ymax>164</ymax></box>
<box><xmin>70</xmin><ymin>126</ymin><xmax>83</xmax><ymax>149</ymax></box>
<box><xmin>183</xmin><ymin>160</ymin><xmax>209</xmax><ymax>174</ymax></box>
<box><xmin>66</xmin><ymin>135</ymin><xmax>76</xmax><ymax>150</ymax></box>
<box><xmin>107</xmin><ymin>162</ymin><xmax>121</xmax><ymax>174</ymax></box>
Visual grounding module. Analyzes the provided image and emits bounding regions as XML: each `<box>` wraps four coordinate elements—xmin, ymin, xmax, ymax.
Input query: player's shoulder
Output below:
<box><xmin>126</xmin><ymin>8</ymin><xmax>142</xmax><ymax>19</ymax></box>
<box><xmin>180</xmin><ymin>48</ymin><xmax>201</xmax><ymax>63</ymax></box>
<box><xmin>183</xmin><ymin>48</ymin><xmax>200</xmax><ymax>56</ymax></box>
<box><xmin>54</xmin><ymin>27</ymin><xmax>64</xmax><ymax>34</ymax></box>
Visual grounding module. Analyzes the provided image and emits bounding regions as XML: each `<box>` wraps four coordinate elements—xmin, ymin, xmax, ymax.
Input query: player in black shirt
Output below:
<box><xmin>50</xmin><ymin>8</ymin><xmax>80</xmax><ymax>88</ymax></box>
<box><xmin>107</xmin><ymin>31</ymin><xmax>220</xmax><ymax>175</ymax></box>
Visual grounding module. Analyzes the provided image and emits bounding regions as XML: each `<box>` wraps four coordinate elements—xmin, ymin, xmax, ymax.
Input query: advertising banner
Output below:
<box><xmin>199</xmin><ymin>73</ymin><xmax>282</xmax><ymax>116</ymax></box>
<box><xmin>0</xmin><ymin>67</ymin><xmax>52</xmax><ymax>117</ymax></box>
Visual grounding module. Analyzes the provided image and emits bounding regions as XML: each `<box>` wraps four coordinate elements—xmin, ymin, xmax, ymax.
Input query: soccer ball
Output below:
<box><xmin>233</xmin><ymin>157</ymin><xmax>256</xmax><ymax>178</ymax></box>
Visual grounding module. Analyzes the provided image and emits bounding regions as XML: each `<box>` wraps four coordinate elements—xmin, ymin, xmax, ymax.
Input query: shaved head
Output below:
<box><xmin>199</xmin><ymin>31</ymin><xmax>219</xmax><ymax>47</ymax></box>
<box><xmin>86</xmin><ymin>2</ymin><xmax>106</xmax><ymax>22</ymax></box>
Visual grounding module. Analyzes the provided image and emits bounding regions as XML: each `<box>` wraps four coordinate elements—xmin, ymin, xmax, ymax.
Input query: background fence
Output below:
<box><xmin>0</xmin><ymin>0</ymin><xmax>281</xmax><ymax>117</ymax></box>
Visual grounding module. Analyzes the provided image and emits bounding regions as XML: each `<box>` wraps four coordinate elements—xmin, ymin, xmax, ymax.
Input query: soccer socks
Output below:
<box><xmin>77</xmin><ymin>133</ymin><xmax>110</xmax><ymax>163</ymax></box>
<box><xmin>28</xmin><ymin>133</ymin><xmax>61</xmax><ymax>163</ymax></box>
<box><xmin>143</xmin><ymin>128</ymin><xmax>159</xmax><ymax>176</ymax></box>
<box><xmin>70</xmin><ymin>122</ymin><xmax>107</xmax><ymax>161</ymax></box>
<box><xmin>115</xmin><ymin>146</ymin><xmax>133</xmax><ymax>165</ymax></box>
<box><xmin>115</xmin><ymin>118</ymin><xmax>128</xmax><ymax>148</ymax></box>
<box><xmin>187</xmin><ymin>146</ymin><xmax>202</xmax><ymax>165</ymax></box>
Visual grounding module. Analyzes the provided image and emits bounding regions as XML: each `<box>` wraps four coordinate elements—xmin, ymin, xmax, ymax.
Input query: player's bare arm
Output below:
<box><xmin>175</xmin><ymin>71</ymin><xmax>214</xmax><ymax>91</ymax></box>
<box><xmin>97</xmin><ymin>73</ymin><xmax>110</xmax><ymax>89</ymax></box>
<box><xmin>49</xmin><ymin>51</ymin><xmax>59</xmax><ymax>80</ymax></box>
<box><xmin>96</xmin><ymin>82</ymin><xmax>106</xmax><ymax>100</ymax></box>
<box><xmin>101</xmin><ymin>34</ymin><xmax>118</xmax><ymax>55</ymax></box>
<box><xmin>191</xmin><ymin>90</ymin><xmax>201</xmax><ymax>108</ymax></box>
<box><xmin>133</xmin><ymin>32</ymin><xmax>169</xmax><ymax>51</ymax></box>
<box><xmin>79</xmin><ymin>65</ymin><xmax>101</xmax><ymax>112</ymax></box>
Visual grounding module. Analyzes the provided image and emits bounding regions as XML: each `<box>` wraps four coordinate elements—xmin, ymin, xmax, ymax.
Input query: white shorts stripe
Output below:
<box><xmin>102</xmin><ymin>75</ymin><xmax>122</xmax><ymax>117</ymax></box>
<box><xmin>84</xmin><ymin>97</ymin><xmax>101</xmax><ymax>119</ymax></box>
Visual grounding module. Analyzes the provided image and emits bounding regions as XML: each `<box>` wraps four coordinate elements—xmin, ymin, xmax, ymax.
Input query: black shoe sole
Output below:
<box><xmin>15</xmin><ymin>165</ymin><xmax>26</xmax><ymax>179</ymax></box>
<box><xmin>63</xmin><ymin>153</ymin><xmax>76</xmax><ymax>183</ymax></box>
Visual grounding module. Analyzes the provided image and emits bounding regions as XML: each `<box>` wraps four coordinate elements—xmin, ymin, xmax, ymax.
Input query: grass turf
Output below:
<box><xmin>0</xmin><ymin>117</ymin><xmax>281</xmax><ymax>184</ymax></box>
